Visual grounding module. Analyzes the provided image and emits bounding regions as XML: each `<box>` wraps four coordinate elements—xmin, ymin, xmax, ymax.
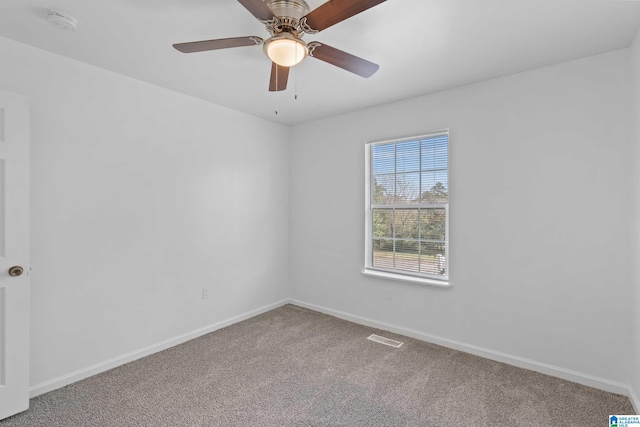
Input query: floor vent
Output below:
<box><xmin>367</xmin><ymin>334</ymin><xmax>404</xmax><ymax>348</ymax></box>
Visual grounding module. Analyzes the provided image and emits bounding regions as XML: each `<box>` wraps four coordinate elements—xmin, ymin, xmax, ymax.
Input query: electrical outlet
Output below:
<box><xmin>385</xmin><ymin>289</ymin><xmax>392</xmax><ymax>301</ymax></box>
<box><xmin>202</xmin><ymin>287</ymin><xmax>209</xmax><ymax>300</ymax></box>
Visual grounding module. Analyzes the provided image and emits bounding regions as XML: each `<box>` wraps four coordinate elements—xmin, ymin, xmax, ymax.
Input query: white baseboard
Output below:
<box><xmin>30</xmin><ymin>297</ymin><xmax>636</xmax><ymax>408</ymax></box>
<box><xmin>289</xmin><ymin>299</ymin><xmax>632</xmax><ymax>397</ymax></box>
<box><xmin>29</xmin><ymin>299</ymin><xmax>289</xmax><ymax>398</ymax></box>
<box><xmin>629</xmin><ymin>386</ymin><xmax>640</xmax><ymax>414</ymax></box>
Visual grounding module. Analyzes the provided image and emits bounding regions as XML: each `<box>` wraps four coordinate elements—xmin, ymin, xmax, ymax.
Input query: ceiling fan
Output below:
<box><xmin>173</xmin><ymin>0</ymin><xmax>386</xmax><ymax>92</ymax></box>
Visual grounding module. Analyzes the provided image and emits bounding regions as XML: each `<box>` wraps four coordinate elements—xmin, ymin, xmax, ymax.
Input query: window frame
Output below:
<box><xmin>363</xmin><ymin>130</ymin><xmax>450</xmax><ymax>287</ymax></box>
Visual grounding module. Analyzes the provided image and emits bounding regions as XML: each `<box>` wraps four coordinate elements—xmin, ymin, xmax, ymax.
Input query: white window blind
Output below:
<box><xmin>365</xmin><ymin>131</ymin><xmax>449</xmax><ymax>282</ymax></box>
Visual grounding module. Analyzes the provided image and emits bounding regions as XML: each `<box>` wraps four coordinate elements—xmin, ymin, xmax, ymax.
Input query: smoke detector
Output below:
<box><xmin>47</xmin><ymin>10</ymin><xmax>78</xmax><ymax>31</ymax></box>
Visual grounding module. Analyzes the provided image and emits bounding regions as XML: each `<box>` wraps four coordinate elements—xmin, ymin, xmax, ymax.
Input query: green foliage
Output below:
<box><xmin>422</xmin><ymin>182</ymin><xmax>448</xmax><ymax>203</ymax></box>
<box><xmin>372</xmin><ymin>177</ymin><xmax>387</xmax><ymax>202</ymax></box>
<box><xmin>373</xmin><ymin>210</ymin><xmax>392</xmax><ymax>238</ymax></box>
<box><xmin>372</xmin><ymin>181</ymin><xmax>448</xmax><ymax>255</ymax></box>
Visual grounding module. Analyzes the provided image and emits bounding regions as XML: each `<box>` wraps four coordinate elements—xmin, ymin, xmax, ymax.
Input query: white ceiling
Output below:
<box><xmin>1</xmin><ymin>0</ymin><xmax>639</xmax><ymax>126</ymax></box>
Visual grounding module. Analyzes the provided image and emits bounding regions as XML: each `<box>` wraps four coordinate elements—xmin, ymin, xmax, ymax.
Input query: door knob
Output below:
<box><xmin>8</xmin><ymin>266</ymin><xmax>24</xmax><ymax>277</ymax></box>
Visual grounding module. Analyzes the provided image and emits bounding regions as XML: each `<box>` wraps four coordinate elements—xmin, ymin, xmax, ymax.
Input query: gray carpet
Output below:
<box><xmin>1</xmin><ymin>304</ymin><xmax>634</xmax><ymax>426</ymax></box>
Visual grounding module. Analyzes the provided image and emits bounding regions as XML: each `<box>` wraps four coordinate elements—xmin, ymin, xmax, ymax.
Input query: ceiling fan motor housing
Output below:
<box><xmin>264</xmin><ymin>0</ymin><xmax>311</xmax><ymax>36</ymax></box>
<box><xmin>266</xmin><ymin>0</ymin><xmax>310</xmax><ymax>21</ymax></box>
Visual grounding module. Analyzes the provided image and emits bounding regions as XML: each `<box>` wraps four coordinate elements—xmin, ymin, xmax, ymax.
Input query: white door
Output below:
<box><xmin>0</xmin><ymin>91</ymin><xmax>30</xmax><ymax>420</ymax></box>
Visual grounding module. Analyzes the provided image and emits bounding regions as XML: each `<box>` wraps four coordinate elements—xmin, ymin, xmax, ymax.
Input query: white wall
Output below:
<box><xmin>290</xmin><ymin>49</ymin><xmax>633</xmax><ymax>386</ymax></box>
<box><xmin>0</xmin><ymin>36</ymin><xmax>290</xmax><ymax>388</ymax></box>
<box><xmin>630</xmin><ymin>28</ymin><xmax>640</xmax><ymax>409</ymax></box>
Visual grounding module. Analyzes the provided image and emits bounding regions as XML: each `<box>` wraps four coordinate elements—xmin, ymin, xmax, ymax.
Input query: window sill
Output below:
<box><xmin>361</xmin><ymin>268</ymin><xmax>451</xmax><ymax>288</ymax></box>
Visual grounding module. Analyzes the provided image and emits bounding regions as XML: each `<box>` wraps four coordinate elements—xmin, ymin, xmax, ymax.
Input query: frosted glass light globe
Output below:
<box><xmin>264</xmin><ymin>35</ymin><xmax>308</xmax><ymax>67</ymax></box>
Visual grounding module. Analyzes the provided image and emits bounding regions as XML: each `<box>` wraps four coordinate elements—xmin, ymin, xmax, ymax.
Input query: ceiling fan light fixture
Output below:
<box><xmin>264</xmin><ymin>34</ymin><xmax>308</xmax><ymax>67</ymax></box>
<box><xmin>173</xmin><ymin>0</ymin><xmax>386</xmax><ymax>91</ymax></box>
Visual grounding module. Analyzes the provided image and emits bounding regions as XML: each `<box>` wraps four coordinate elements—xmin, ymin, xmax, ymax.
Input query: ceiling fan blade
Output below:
<box><xmin>173</xmin><ymin>36</ymin><xmax>262</xmax><ymax>53</ymax></box>
<box><xmin>309</xmin><ymin>43</ymin><xmax>379</xmax><ymax>78</ymax></box>
<box><xmin>269</xmin><ymin>62</ymin><xmax>290</xmax><ymax>92</ymax></box>
<box><xmin>302</xmin><ymin>0</ymin><xmax>386</xmax><ymax>32</ymax></box>
<box><xmin>237</xmin><ymin>0</ymin><xmax>276</xmax><ymax>21</ymax></box>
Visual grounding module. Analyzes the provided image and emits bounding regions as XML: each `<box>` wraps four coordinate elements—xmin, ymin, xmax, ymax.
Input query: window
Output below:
<box><xmin>364</xmin><ymin>131</ymin><xmax>449</xmax><ymax>284</ymax></box>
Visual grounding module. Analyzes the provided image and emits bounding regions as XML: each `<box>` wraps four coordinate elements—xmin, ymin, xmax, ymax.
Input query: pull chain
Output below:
<box><xmin>274</xmin><ymin>63</ymin><xmax>279</xmax><ymax>114</ymax></box>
